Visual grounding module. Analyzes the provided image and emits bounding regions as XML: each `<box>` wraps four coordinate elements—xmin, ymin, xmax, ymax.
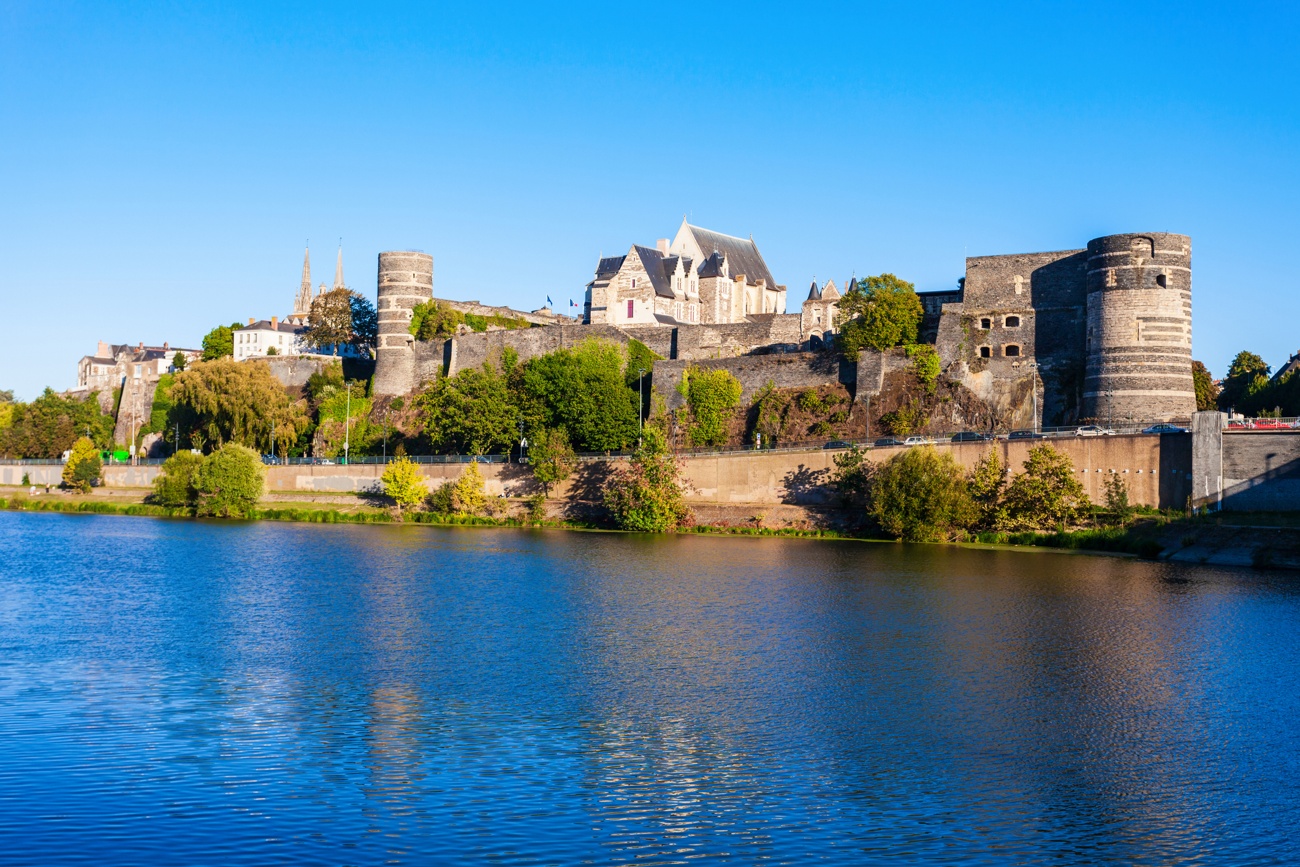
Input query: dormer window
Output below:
<box><xmin>1005</xmin><ymin>315</ymin><xmax>1020</xmax><ymax>328</ymax></box>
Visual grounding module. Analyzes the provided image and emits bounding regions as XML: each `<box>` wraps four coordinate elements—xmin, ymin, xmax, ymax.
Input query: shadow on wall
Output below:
<box><xmin>782</xmin><ymin>464</ymin><xmax>831</xmax><ymax>505</ymax></box>
<box><xmin>1222</xmin><ymin>434</ymin><xmax>1300</xmax><ymax>510</ymax></box>
<box><xmin>1029</xmin><ymin>251</ymin><xmax>1087</xmax><ymax>426</ymax></box>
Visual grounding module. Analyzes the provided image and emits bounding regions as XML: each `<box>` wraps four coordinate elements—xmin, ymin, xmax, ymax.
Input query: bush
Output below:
<box><xmin>530</xmin><ymin>427</ymin><xmax>576</xmax><ymax>497</ymax></box>
<box><xmin>870</xmin><ymin>446</ymin><xmax>974</xmax><ymax>542</ymax></box>
<box><xmin>20</xmin><ymin>472</ymin><xmax>29</xmax><ymax>486</ymax></box>
<box><xmin>682</xmin><ymin>366</ymin><xmax>742</xmax><ymax>447</ymax></box>
<box><xmin>967</xmin><ymin>450</ymin><xmax>1007</xmax><ymax>530</ymax></box>
<box><xmin>603</xmin><ymin>426</ymin><xmax>691</xmax><ymax>532</ymax></box>
<box><xmin>524</xmin><ymin>492</ymin><xmax>547</xmax><ymax>523</ymax></box>
<box><xmin>61</xmin><ymin>437</ymin><xmax>102</xmax><ymax>493</ymax></box>
<box><xmin>796</xmin><ymin>388</ymin><xmax>824</xmax><ymax>413</ymax></box>
<box><xmin>194</xmin><ymin>443</ymin><xmax>264</xmax><ymax>517</ymax></box>
<box><xmin>1103</xmin><ymin>472</ymin><xmax>1133</xmax><ymax>526</ymax></box>
<box><xmin>830</xmin><ymin>446</ymin><xmax>873</xmax><ymax>509</ymax></box>
<box><xmin>906</xmin><ymin>344</ymin><xmax>941</xmax><ymax>391</ymax></box>
<box><xmin>430</xmin><ymin>461</ymin><xmax>488</xmax><ymax>516</ymax></box>
<box><xmin>1002</xmin><ymin>444</ymin><xmax>1089</xmax><ymax>530</ymax></box>
<box><xmin>151</xmin><ymin>451</ymin><xmax>205</xmax><ymax>508</ymax></box>
<box><xmin>382</xmin><ymin>457</ymin><xmax>428</xmax><ymax>516</ymax></box>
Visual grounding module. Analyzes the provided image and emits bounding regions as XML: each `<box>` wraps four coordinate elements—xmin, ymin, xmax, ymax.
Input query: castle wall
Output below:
<box><xmin>1084</xmin><ymin>233</ymin><xmax>1195</xmax><ymax>422</ymax></box>
<box><xmin>655</xmin><ymin>352</ymin><xmax>849</xmax><ymax>410</ymax></box>
<box><xmin>373</xmin><ymin>251</ymin><xmax>434</xmax><ymax>396</ymax></box>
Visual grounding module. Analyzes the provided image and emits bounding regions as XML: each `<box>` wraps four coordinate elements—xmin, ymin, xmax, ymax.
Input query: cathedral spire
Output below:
<box><xmin>294</xmin><ymin>244</ymin><xmax>314</xmax><ymax>317</ymax></box>
<box><xmin>333</xmin><ymin>242</ymin><xmax>345</xmax><ymax>291</ymax></box>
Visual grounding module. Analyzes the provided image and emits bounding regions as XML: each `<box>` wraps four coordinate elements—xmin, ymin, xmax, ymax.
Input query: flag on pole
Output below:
<box><xmin>570</xmin><ymin>299</ymin><xmax>578</xmax><ymax>308</ymax></box>
<box><xmin>547</xmin><ymin>295</ymin><xmax>553</xmax><ymax>306</ymax></box>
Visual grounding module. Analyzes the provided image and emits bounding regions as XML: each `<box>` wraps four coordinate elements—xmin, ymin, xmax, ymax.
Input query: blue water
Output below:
<box><xmin>1</xmin><ymin>512</ymin><xmax>1298</xmax><ymax>865</ymax></box>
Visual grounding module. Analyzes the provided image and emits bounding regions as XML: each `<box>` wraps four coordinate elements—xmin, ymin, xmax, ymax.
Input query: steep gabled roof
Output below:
<box><xmin>820</xmin><ymin>279</ymin><xmax>840</xmax><ymax>301</ymax></box>
<box><xmin>594</xmin><ymin>255</ymin><xmax>626</xmax><ymax>281</ymax></box>
<box><xmin>681</xmin><ymin>224</ymin><xmax>776</xmax><ymax>287</ymax></box>
<box><xmin>697</xmin><ymin>251</ymin><xmax>727</xmax><ymax>278</ymax></box>
<box><xmin>631</xmin><ymin>245</ymin><xmax>675</xmax><ymax>297</ymax></box>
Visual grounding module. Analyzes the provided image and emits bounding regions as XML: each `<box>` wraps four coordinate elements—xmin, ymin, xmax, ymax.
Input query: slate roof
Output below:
<box><xmin>631</xmin><ymin>245</ymin><xmax>675</xmax><ymax>298</ymax></box>
<box><xmin>246</xmin><ymin>319</ymin><xmax>307</xmax><ymax>334</ymax></box>
<box><xmin>594</xmin><ymin>255</ymin><xmax>626</xmax><ymax>281</ymax></box>
<box><xmin>807</xmin><ymin>279</ymin><xmax>821</xmax><ymax>301</ymax></box>
<box><xmin>686</xmin><ymin>224</ymin><xmax>776</xmax><ymax>287</ymax></box>
<box><xmin>697</xmin><ymin>251</ymin><xmax>727</xmax><ymax>278</ymax></box>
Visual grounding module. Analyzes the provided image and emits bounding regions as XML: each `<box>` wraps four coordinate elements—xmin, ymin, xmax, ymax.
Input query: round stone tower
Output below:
<box><xmin>1083</xmin><ymin>233</ymin><xmax>1194</xmax><ymax>423</ymax></box>
<box><xmin>373</xmin><ymin>250</ymin><xmax>433</xmax><ymax>396</ymax></box>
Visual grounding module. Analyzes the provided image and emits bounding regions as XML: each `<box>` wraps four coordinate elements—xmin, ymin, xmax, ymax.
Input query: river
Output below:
<box><xmin>0</xmin><ymin>512</ymin><xmax>1297</xmax><ymax>865</ymax></box>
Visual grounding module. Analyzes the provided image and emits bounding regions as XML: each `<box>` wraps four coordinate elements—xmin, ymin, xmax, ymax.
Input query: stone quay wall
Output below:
<box><xmin>1191</xmin><ymin>413</ymin><xmax>1300</xmax><ymax>511</ymax></box>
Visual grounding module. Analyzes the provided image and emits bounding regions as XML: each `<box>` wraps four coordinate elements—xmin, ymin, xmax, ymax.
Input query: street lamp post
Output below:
<box><xmin>517</xmin><ymin>419</ymin><xmax>526</xmax><ymax>463</ymax></box>
<box><xmin>637</xmin><ymin>368</ymin><xmax>647</xmax><ymax>444</ymax></box>
<box><xmin>1027</xmin><ymin>361</ymin><xmax>1039</xmax><ymax>433</ymax></box>
<box><xmin>343</xmin><ymin>387</ymin><xmax>351</xmax><ymax>465</ymax></box>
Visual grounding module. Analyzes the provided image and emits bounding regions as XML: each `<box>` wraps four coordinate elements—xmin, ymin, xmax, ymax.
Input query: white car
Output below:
<box><xmin>903</xmin><ymin>436</ymin><xmax>932</xmax><ymax>446</ymax></box>
<box><xmin>1075</xmin><ymin>425</ymin><xmax>1115</xmax><ymax>437</ymax></box>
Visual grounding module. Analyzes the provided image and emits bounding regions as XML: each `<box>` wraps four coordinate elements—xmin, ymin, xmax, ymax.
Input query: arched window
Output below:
<box><xmin>1005</xmin><ymin>315</ymin><xmax>1020</xmax><ymax>328</ymax></box>
<box><xmin>1004</xmin><ymin>344</ymin><xmax>1021</xmax><ymax>357</ymax></box>
<box><xmin>980</xmin><ymin>318</ymin><xmax>992</xmax><ymax>329</ymax></box>
<box><xmin>979</xmin><ymin>346</ymin><xmax>992</xmax><ymax>358</ymax></box>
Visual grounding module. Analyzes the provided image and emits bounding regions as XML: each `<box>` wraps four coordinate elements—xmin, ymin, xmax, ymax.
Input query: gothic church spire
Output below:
<box><xmin>294</xmin><ymin>244</ymin><xmax>313</xmax><ymax>317</ymax></box>
<box><xmin>333</xmin><ymin>243</ymin><xmax>345</xmax><ymax>291</ymax></box>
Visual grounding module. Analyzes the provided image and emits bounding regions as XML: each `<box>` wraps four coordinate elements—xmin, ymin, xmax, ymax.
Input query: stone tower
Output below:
<box><xmin>294</xmin><ymin>246</ymin><xmax>313</xmax><ymax>317</ymax></box>
<box><xmin>1083</xmin><ymin>232</ymin><xmax>1194</xmax><ymax>422</ymax></box>
<box><xmin>333</xmin><ymin>245</ymin><xmax>345</xmax><ymax>291</ymax></box>
<box><xmin>373</xmin><ymin>250</ymin><xmax>434</xmax><ymax>396</ymax></box>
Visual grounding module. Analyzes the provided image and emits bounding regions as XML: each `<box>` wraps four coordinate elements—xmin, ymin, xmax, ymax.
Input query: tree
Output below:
<box><xmin>869</xmin><ymin>446</ymin><xmax>974</xmax><ymax>542</ymax></box>
<box><xmin>1</xmin><ymin>389</ymin><xmax>114</xmax><ymax>458</ymax></box>
<box><xmin>172</xmin><ymin>351</ymin><xmax>188</xmax><ymax>371</ymax></box>
<box><xmin>306</xmin><ymin>288</ymin><xmax>354</xmax><ymax>354</ymax></box>
<box><xmin>603</xmin><ymin>425</ymin><xmax>691</xmax><ymax>531</ymax></box>
<box><xmin>409</xmin><ymin>300</ymin><xmax>465</xmax><ymax>340</ymax></box>
<box><xmin>168</xmin><ymin>358</ymin><xmax>311</xmax><ymax>452</ymax></box>
<box><xmin>1103</xmin><ymin>473</ymin><xmax>1133</xmax><ymax>527</ymax></box>
<box><xmin>1002</xmin><ymin>444</ymin><xmax>1089</xmax><ymax>530</ymax></box>
<box><xmin>967</xmin><ymin>450</ymin><xmax>1007</xmax><ymax>530</ymax></box>
<box><xmin>61</xmin><ymin>436</ymin><xmax>102</xmax><ymax>493</ymax></box>
<box><xmin>1217</xmin><ymin>351</ymin><xmax>1269</xmax><ymax>412</ymax></box>
<box><xmin>520</xmin><ymin>339</ymin><xmax>639</xmax><ymax>452</ymax></box>
<box><xmin>382</xmin><ymin>457</ymin><xmax>427</xmax><ymax>516</ymax></box>
<box><xmin>829</xmin><ymin>445</ymin><xmax>873</xmax><ymax>509</ymax></box>
<box><xmin>530</xmin><ymin>427</ymin><xmax>576</xmax><ymax>497</ymax></box>
<box><xmin>1191</xmin><ymin>360</ymin><xmax>1219</xmax><ymax>411</ymax></box>
<box><xmin>836</xmin><ymin>273</ymin><xmax>924</xmax><ymax>355</ymax></box>
<box><xmin>265</xmin><ymin>345</ymin><xmax>279</xmax><ymax>356</ymax></box>
<box><xmin>419</xmin><ymin>363</ymin><xmax>517</xmax><ymax>454</ymax></box>
<box><xmin>151</xmin><ymin>450</ymin><xmax>205</xmax><ymax>507</ymax></box>
<box><xmin>194</xmin><ymin>443</ymin><xmax>264</xmax><ymax>517</ymax></box>
<box><xmin>430</xmin><ymin>461</ymin><xmax>488</xmax><ymax>515</ymax></box>
<box><xmin>349</xmin><ymin>293</ymin><xmax>379</xmax><ymax>356</ymax></box>
<box><xmin>681</xmin><ymin>366</ymin><xmax>743</xmax><ymax>447</ymax></box>
<box><xmin>201</xmin><ymin>323</ymin><xmax>243</xmax><ymax>360</ymax></box>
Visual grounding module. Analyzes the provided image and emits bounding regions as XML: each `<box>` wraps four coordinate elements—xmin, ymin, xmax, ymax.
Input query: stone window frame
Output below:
<box><xmin>979</xmin><ymin>346</ymin><xmax>992</xmax><ymax>359</ymax></box>
<box><xmin>1003</xmin><ymin>344</ymin><xmax>1022</xmax><ymax>358</ymax></box>
<box><xmin>980</xmin><ymin>317</ymin><xmax>992</xmax><ymax>329</ymax></box>
<box><xmin>1004</xmin><ymin>315</ymin><xmax>1021</xmax><ymax>328</ymax></box>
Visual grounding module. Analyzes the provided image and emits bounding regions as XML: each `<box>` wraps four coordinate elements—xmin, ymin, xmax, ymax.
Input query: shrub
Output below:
<box><xmin>524</xmin><ymin>492</ymin><xmax>547</xmax><ymax>522</ymax></box>
<box><xmin>967</xmin><ymin>450</ymin><xmax>1007</xmax><ymax>530</ymax></box>
<box><xmin>829</xmin><ymin>446</ymin><xmax>873</xmax><ymax>509</ymax></box>
<box><xmin>430</xmin><ymin>461</ymin><xmax>488</xmax><ymax>516</ymax></box>
<box><xmin>603</xmin><ymin>426</ymin><xmax>691</xmax><ymax>532</ymax></box>
<box><xmin>1002</xmin><ymin>444</ymin><xmax>1089</xmax><ymax>530</ymax></box>
<box><xmin>382</xmin><ymin>457</ymin><xmax>428</xmax><ymax>516</ymax></box>
<box><xmin>836</xmin><ymin>273</ymin><xmax>924</xmax><ymax>355</ymax></box>
<box><xmin>749</xmin><ymin>380</ymin><xmax>787</xmax><ymax>446</ymax></box>
<box><xmin>870</xmin><ymin>446</ymin><xmax>974</xmax><ymax>542</ymax></box>
<box><xmin>906</xmin><ymin>344</ymin><xmax>941</xmax><ymax>391</ymax></box>
<box><xmin>1103</xmin><ymin>472</ymin><xmax>1133</xmax><ymax>526</ymax></box>
<box><xmin>681</xmin><ymin>366</ymin><xmax>742</xmax><ymax>447</ymax></box>
<box><xmin>194</xmin><ymin>443</ymin><xmax>264</xmax><ymax>517</ymax></box>
<box><xmin>796</xmin><ymin>388</ymin><xmax>824</xmax><ymax>413</ymax></box>
<box><xmin>61</xmin><ymin>437</ymin><xmax>102</xmax><ymax>493</ymax></box>
<box><xmin>20</xmin><ymin>472</ymin><xmax>29</xmax><ymax>486</ymax></box>
<box><xmin>151</xmin><ymin>451</ymin><xmax>205</xmax><ymax>508</ymax></box>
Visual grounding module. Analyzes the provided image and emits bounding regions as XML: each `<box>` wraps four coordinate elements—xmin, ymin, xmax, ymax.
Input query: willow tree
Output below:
<box><xmin>168</xmin><ymin>358</ymin><xmax>310</xmax><ymax>452</ymax></box>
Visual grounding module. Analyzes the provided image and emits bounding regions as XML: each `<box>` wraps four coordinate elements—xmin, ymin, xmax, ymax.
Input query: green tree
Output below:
<box><xmin>61</xmin><ymin>436</ymin><xmax>102</xmax><ymax>493</ymax></box>
<box><xmin>836</xmin><ymin>273</ymin><xmax>924</xmax><ymax>355</ymax></box>
<box><xmin>201</xmin><ymin>323</ymin><xmax>243</xmax><ymax>360</ymax></box>
<box><xmin>1191</xmin><ymin>360</ymin><xmax>1219</xmax><ymax>411</ymax></box>
<box><xmin>150</xmin><ymin>450</ymin><xmax>205</xmax><ymax>508</ymax></box>
<box><xmin>1103</xmin><ymin>473</ymin><xmax>1132</xmax><ymax>527</ymax></box>
<box><xmin>1002</xmin><ymin>444</ymin><xmax>1089</xmax><ymax>530</ymax></box>
<box><xmin>305</xmin><ymin>288</ymin><xmax>354</xmax><ymax>354</ymax></box>
<box><xmin>829</xmin><ymin>445</ymin><xmax>873</xmax><ymax>509</ymax></box>
<box><xmin>349</xmin><ymin>293</ymin><xmax>379</xmax><ymax>356</ymax></box>
<box><xmin>529</xmin><ymin>427</ymin><xmax>576</xmax><ymax>497</ymax></box>
<box><xmin>168</xmin><ymin>359</ymin><xmax>311</xmax><ymax>452</ymax></box>
<box><xmin>430</xmin><ymin>461</ymin><xmax>488</xmax><ymax>515</ymax></box>
<box><xmin>194</xmin><ymin>443</ymin><xmax>265</xmax><ymax>517</ymax></box>
<box><xmin>681</xmin><ymin>366</ymin><xmax>743</xmax><ymax>446</ymax></box>
<box><xmin>382</xmin><ymin>457</ymin><xmax>428</xmax><ymax>516</ymax></box>
<box><xmin>967</xmin><ymin>449</ymin><xmax>1007</xmax><ymax>530</ymax></box>
<box><xmin>603</xmin><ymin>425</ymin><xmax>692</xmax><ymax>531</ymax></box>
<box><xmin>1217</xmin><ymin>351</ymin><xmax>1269</xmax><ymax>412</ymax></box>
<box><xmin>0</xmin><ymin>389</ymin><xmax>114</xmax><ymax>458</ymax></box>
<box><xmin>906</xmin><ymin>343</ymin><xmax>941</xmax><ymax>391</ymax></box>
<box><xmin>409</xmin><ymin>300</ymin><xmax>466</xmax><ymax>339</ymax></box>
<box><xmin>419</xmin><ymin>363</ymin><xmax>517</xmax><ymax>454</ymax></box>
<box><xmin>869</xmin><ymin>446</ymin><xmax>974</xmax><ymax>542</ymax></box>
<box><xmin>172</xmin><ymin>351</ymin><xmax>188</xmax><ymax>371</ymax></box>
<box><xmin>520</xmin><ymin>339</ymin><xmax>639</xmax><ymax>452</ymax></box>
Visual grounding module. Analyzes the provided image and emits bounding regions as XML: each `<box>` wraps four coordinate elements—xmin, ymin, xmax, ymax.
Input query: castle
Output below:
<box><xmin>371</xmin><ymin>227</ymin><xmax>1197</xmax><ymax>428</ymax></box>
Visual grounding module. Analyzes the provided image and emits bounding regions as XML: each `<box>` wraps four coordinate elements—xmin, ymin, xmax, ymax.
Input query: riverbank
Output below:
<box><xmin>8</xmin><ymin>488</ymin><xmax>1300</xmax><ymax>569</ymax></box>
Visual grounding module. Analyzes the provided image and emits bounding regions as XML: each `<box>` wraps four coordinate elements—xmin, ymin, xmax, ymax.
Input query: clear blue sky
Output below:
<box><xmin>2</xmin><ymin>1</ymin><xmax>1297</xmax><ymax>400</ymax></box>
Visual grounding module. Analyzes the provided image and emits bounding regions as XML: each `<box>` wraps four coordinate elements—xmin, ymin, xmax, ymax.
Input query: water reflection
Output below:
<box><xmin>0</xmin><ymin>513</ymin><xmax>1297</xmax><ymax>864</ymax></box>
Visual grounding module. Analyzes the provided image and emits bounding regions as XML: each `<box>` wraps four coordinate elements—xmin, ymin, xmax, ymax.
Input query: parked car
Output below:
<box><xmin>874</xmin><ymin>437</ymin><xmax>904</xmax><ymax>447</ymax></box>
<box><xmin>1007</xmin><ymin>429</ymin><xmax>1045</xmax><ymax>440</ymax></box>
<box><xmin>950</xmin><ymin>431</ymin><xmax>992</xmax><ymax>443</ymax></box>
<box><xmin>1075</xmin><ymin>425</ymin><xmax>1115</xmax><ymax>437</ymax></box>
<box><xmin>823</xmin><ymin>440</ymin><xmax>852</xmax><ymax>450</ymax></box>
<box><xmin>903</xmin><ymin>436</ymin><xmax>932</xmax><ymax>446</ymax></box>
<box><xmin>1142</xmin><ymin>423</ymin><xmax>1189</xmax><ymax>434</ymax></box>
<box><xmin>261</xmin><ymin>454</ymin><xmax>281</xmax><ymax>465</ymax></box>
<box><xmin>1250</xmin><ymin>419</ymin><xmax>1292</xmax><ymax>430</ymax></box>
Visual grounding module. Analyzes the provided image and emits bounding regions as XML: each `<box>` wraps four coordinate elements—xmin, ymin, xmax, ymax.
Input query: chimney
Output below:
<box><xmin>137</xmin><ymin>341</ymin><xmax>144</xmax><ymax>351</ymax></box>
<box><xmin>248</xmin><ymin>317</ymin><xmax>255</xmax><ymax>326</ymax></box>
<box><xmin>271</xmin><ymin>316</ymin><xmax>278</xmax><ymax>329</ymax></box>
<box><xmin>163</xmin><ymin>341</ymin><xmax>169</xmax><ymax>351</ymax></box>
<box><xmin>656</xmin><ymin>238</ymin><xmax>670</xmax><ymax>255</ymax></box>
<box><xmin>97</xmin><ymin>340</ymin><xmax>109</xmax><ymax>358</ymax></box>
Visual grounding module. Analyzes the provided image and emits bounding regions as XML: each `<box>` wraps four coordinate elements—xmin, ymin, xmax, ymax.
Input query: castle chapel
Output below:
<box><xmin>584</xmin><ymin>219</ymin><xmax>788</xmax><ymax>326</ymax></box>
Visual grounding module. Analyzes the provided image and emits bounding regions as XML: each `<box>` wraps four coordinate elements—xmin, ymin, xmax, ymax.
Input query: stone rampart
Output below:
<box><xmin>253</xmin><ymin>356</ymin><xmax>336</xmax><ymax>388</ymax></box>
<box><xmin>654</xmin><ymin>352</ymin><xmax>848</xmax><ymax>410</ymax></box>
